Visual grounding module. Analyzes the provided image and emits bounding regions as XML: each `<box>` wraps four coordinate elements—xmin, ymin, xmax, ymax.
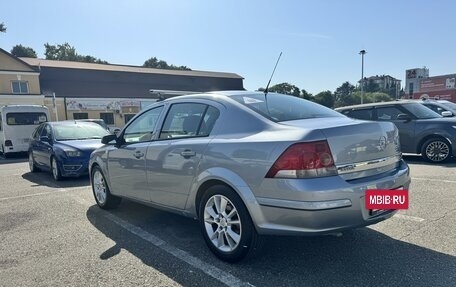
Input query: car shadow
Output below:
<box><xmin>22</xmin><ymin>171</ymin><xmax>90</xmax><ymax>188</ymax></box>
<box><xmin>86</xmin><ymin>202</ymin><xmax>456</xmax><ymax>287</ymax></box>
<box><xmin>403</xmin><ymin>154</ymin><xmax>456</xmax><ymax>167</ymax></box>
<box><xmin>0</xmin><ymin>152</ymin><xmax>28</xmax><ymax>164</ymax></box>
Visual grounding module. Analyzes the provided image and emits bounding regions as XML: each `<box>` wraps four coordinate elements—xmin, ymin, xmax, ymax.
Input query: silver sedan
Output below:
<box><xmin>89</xmin><ymin>91</ymin><xmax>411</xmax><ymax>262</ymax></box>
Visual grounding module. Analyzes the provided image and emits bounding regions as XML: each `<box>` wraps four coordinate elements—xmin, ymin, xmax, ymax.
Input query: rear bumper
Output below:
<box><xmin>251</xmin><ymin>159</ymin><xmax>410</xmax><ymax>235</ymax></box>
<box><xmin>2</xmin><ymin>142</ymin><xmax>29</xmax><ymax>154</ymax></box>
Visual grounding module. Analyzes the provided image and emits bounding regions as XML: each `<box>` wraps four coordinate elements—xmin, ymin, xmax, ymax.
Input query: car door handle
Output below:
<box><xmin>180</xmin><ymin>150</ymin><xmax>196</xmax><ymax>158</ymax></box>
<box><xmin>134</xmin><ymin>151</ymin><xmax>145</xmax><ymax>159</ymax></box>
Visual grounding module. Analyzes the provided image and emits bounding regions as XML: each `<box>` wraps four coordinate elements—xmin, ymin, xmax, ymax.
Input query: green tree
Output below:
<box><xmin>260</xmin><ymin>82</ymin><xmax>301</xmax><ymax>97</ymax></box>
<box><xmin>301</xmin><ymin>89</ymin><xmax>313</xmax><ymax>100</ymax></box>
<box><xmin>365</xmin><ymin>78</ymin><xmax>380</xmax><ymax>93</ymax></box>
<box><xmin>314</xmin><ymin>90</ymin><xmax>335</xmax><ymax>108</ymax></box>
<box><xmin>334</xmin><ymin>81</ymin><xmax>356</xmax><ymax>107</ymax></box>
<box><xmin>11</xmin><ymin>44</ymin><xmax>37</xmax><ymax>58</ymax></box>
<box><xmin>44</xmin><ymin>42</ymin><xmax>108</xmax><ymax>64</ymax></box>
<box><xmin>143</xmin><ymin>57</ymin><xmax>191</xmax><ymax>70</ymax></box>
<box><xmin>0</xmin><ymin>22</ymin><xmax>6</xmax><ymax>33</ymax></box>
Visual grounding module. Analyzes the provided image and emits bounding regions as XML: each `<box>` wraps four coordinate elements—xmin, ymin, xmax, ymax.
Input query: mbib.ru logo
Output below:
<box><xmin>365</xmin><ymin>189</ymin><xmax>409</xmax><ymax>210</ymax></box>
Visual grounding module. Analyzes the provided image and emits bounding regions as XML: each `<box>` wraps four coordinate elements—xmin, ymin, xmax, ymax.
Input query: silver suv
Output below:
<box><xmin>336</xmin><ymin>100</ymin><xmax>456</xmax><ymax>162</ymax></box>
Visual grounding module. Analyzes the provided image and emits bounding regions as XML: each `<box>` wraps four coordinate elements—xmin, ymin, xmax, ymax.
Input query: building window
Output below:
<box><xmin>73</xmin><ymin>113</ymin><xmax>88</xmax><ymax>120</ymax></box>
<box><xmin>408</xmin><ymin>83</ymin><xmax>414</xmax><ymax>97</ymax></box>
<box><xmin>11</xmin><ymin>81</ymin><xmax>29</xmax><ymax>94</ymax></box>
<box><xmin>100</xmin><ymin>113</ymin><xmax>114</xmax><ymax>125</ymax></box>
<box><xmin>124</xmin><ymin>114</ymin><xmax>136</xmax><ymax>125</ymax></box>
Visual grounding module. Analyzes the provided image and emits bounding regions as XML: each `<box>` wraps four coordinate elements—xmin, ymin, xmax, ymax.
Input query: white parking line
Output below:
<box><xmin>103</xmin><ymin>213</ymin><xmax>254</xmax><ymax>287</ymax></box>
<box><xmin>393</xmin><ymin>213</ymin><xmax>425</xmax><ymax>222</ymax></box>
<box><xmin>0</xmin><ymin>186</ymin><xmax>89</xmax><ymax>202</ymax></box>
<box><xmin>412</xmin><ymin>177</ymin><xmax>456</xmax><ymax>184</ymax></box>
<box><xmin>0</xmin><ymin>191</ymin><xmax>62</xmax><ymax>201</ymax></box>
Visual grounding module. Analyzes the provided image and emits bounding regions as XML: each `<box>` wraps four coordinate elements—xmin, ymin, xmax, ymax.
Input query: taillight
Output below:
<box><xmin>5</xmin><ymin>140</ymin><xmax>12</xmax><ymax>147</ymax></box>
<box><xmin>266</xmin><ymin>140</ymin><xmax>337</xmax><ymax>178</ymax></box>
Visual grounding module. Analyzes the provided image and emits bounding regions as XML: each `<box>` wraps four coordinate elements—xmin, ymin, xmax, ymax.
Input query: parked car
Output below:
<box><xmin>437</xmin><ymin>99</ymin><xmax>456</xmax><ymax>111</ymax></box>
<box><xmin>74</xmin><ymin>119</ymin><xmax>110</xmax><ymax>131</ymax></box>
<box><xmin>73</xmin><ymin>119</ymin><xmax>121</xmax><ymax>135</ymax></box>
<box><xmin>89</xmin><ymin>91</ymin><xmax>410</xmax><ymax>262</ymax></box>
<box><xmin>417</xmin><ymin>99</ymin><xmax>456</xmax><ymax>117</ymax></box>
<box><xmin>336</xmin><ymin>100</ymin><xmax>456</xmax><ymax>162</ymax></box>
<box><xmin>28</xmin><ymin>121</ymin><xmax>109</xmax><ymax>180</ymax></box>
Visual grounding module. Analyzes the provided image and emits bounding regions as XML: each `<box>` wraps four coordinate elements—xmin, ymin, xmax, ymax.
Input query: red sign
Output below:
<box><xmin>365</xmin><ymin>189</ymin><xmax>409</xmax><ymax>210</ymax></box>
<box><xmin>420</xmin><ymin>76</ymin><xmax>456</xmax><ymax>92</ymax></box>
<box><xmin>413</xmin><ymin>90</ymin><xmax>456</xmax><ymax>101</ymax></box>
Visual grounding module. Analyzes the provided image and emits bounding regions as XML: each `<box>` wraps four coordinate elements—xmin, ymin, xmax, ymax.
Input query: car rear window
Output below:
<box><xmin>230</xmin><ymin>93</ymin><xmax>343</xmax><ymax>122</ymax></box>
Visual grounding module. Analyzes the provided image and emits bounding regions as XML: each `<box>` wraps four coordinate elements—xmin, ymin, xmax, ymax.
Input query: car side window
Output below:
<box><xmin>424</xmin><ymin>104</ymin><xmax>443</xmax><ymax>115</ymax></box>
<box><xmin>375</xmin><ymin>106</ymin><xmax>405</xmax><ymax>121</ymax></box>
<box><xmin>344</xmin><ymin>109</ymin><xmax>373</xmax><ymax>120</ymax></box>
<box><xmin>41</xmin><ymin>125</ymin><xmax>52</xmax><ymax>139</ymax></box>
<box><xmin>198</xmin><ymin>106</ymin><xmax>220</xmax><ymax>136</ymax></box>
<box><xmin>159</xmin><ymin>103</ymin><xmax>211</xmax><ymax>139</ymax></box>
<box><xmin>124</xmin><ymin>106</ymin><xmax>163</xmax><ymax>143</ymax></box>
<box><xmin>33</xmin><ymin>124</ymin><xmax>44</xmax><ymax>139</ymax></box>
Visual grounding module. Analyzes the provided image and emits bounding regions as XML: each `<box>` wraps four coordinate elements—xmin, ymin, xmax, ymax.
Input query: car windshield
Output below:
<box><xmin>439</xmin><ymin>101</ymin><xmax>456</xmax><ymax>110</ymax></box>
<box><xmin>402</xmin><ymin>103</ymin><xmax>441</xmax><ymax>119</ymax></box>
<box><xmin>76</xmin><ymin>119</ymin><xmax>108</xmax><ymax>130</ymax></box>
<box><xmin>230</xmin><ymin>93</ymin><xmax>343</xmax><ymax>122</ymax></box>
<box><xmin>53</xmin><ymin>122</ymin><xmax>109</xmax><ymax>141</ymax></box>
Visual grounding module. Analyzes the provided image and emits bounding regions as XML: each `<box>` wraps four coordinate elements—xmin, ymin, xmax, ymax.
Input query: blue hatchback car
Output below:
<box><xmin>28</xmin><ymin>121</ymin><xmax>109</xmax><ymax>180</ymax></box>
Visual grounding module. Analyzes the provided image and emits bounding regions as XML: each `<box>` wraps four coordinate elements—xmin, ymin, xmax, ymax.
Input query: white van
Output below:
<box><xmin>0</xmin><ymin>105</ymin><xmax>49</xmax><ymax>157</ymax></box>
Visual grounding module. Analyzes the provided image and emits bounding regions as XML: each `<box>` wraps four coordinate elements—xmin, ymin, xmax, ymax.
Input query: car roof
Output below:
<box><xmin>160</xmin><ymin>90</ymin><xmax>279</xmax><ymax>103</ymax></box>
<box><xmin>47</xmin><ymin>121</ymin><xmax>101</xmax><ymax>126</ymax></box>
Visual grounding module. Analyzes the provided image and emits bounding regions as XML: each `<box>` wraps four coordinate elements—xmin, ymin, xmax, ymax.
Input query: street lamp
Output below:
<box><xmin>359</xmin><ymin>49</ymin><xmax>367</xmax><ymax>104</ymax></box>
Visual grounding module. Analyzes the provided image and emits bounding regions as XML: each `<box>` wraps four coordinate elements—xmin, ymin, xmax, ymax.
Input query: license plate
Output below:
<box><xmin>369</xmin><ymin>209</ymin><xmax>388</xmax><ymax>216</ymax></box>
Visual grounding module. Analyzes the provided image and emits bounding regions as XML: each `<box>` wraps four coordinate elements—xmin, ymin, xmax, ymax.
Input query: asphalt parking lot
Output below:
<box><xmin>0</xmin><ymin>154</ymin><xmax>455</xmax><ymax>287</ymax></box>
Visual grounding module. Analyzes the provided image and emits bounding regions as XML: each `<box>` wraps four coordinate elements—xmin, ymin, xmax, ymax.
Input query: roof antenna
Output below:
<box><xmin>264</xmin><ymin>52</ymin><xmax>282</xmax><ymax>96</ymax></box>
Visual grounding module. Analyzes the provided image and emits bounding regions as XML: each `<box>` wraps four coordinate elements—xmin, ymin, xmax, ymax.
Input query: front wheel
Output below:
<box><xmin>51</xmin><ymin>157</ymin><xmax>62</xmax><ymax>181</ymax></box>
<box><xmin>421</xmin><ymin>138</ymin><xmax>451</xmax><ymax>163</ymax></box>
<box><xmin>91</xmin><ymin>166</ymin><xmax>122</xmax><ymax>209</ymax></box>
<box><xmin>198</xmin><ymin>185</ymin><xmax>262</xmax><ymax>263</ymax></box>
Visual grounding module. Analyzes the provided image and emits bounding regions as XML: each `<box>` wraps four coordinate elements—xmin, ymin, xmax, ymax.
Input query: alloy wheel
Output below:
<box><xmin>425</xmin><ymin>141</ymin><xmax>450</xmax><ymax>162</ymax></box>
<box><xmin>93</xmin><ymin>170</ymin><xmax>107</xmax><ymax>205</ymax></box>
<box><xmin>203</xmin><ymin>194</ymin><xmax>242</xmax><ymax>252</ymax></box>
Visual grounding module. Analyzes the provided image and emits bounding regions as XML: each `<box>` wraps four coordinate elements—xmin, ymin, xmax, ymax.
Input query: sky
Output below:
<box><xmin>2</xmin><ymin>0</ymin><xmax>456</xmax><ymax>95</ymax></box>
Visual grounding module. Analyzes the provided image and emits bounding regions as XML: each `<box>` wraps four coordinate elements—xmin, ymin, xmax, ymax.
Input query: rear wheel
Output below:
<box><xmin>421</xmin><ymin>137</ymin><xmax>451</xmax><ymax>163</ymax></box>
<box><xmin>51</xmin><ymin>157</ymin><xmax>62</xmax><ymax>181</ymax></box>
<box><xmin>198</xmin><ymin>185</ymin><xmax>262</xmax><ymax>263</ymax></box>
<box><xmin>91</xmin><ymin>166</ymin><xmax>122</xmax><ymax>209</ymax></box>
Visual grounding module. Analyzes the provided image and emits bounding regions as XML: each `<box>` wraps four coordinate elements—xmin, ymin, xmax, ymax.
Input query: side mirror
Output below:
<box><xmin>396</xmin><ymin>114</ymin><xmax>411</xmax><ymax>121</ymax></box>
<box><xmin>40</xmin><ymin>136</ymin><xmax>51</xmax><ymax>143</ymax></box>
<box><xmin>101</xmin><ymin>134</ymin><xmax>117</xmax><ymax>145</ymax></box>
<box><xmin>441</xmin><ymin>111</ymin><xmax>453</xmax><ymax>117</ymax></box>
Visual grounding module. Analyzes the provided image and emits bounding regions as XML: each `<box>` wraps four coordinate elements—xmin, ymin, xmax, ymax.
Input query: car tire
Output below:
<box><xmin>29</xmin><ymin>152</ymin><xmax>39</xmax><ymax>173</ymax></box>
<box><xmin>91</xmin><ymin>165</ymin><xmax>122</xmax><ymax>209</ymax></box>
<box><xmin>421</xmin><ymin>137</ymin><xmax>452</xmax><ymax>163</ymax></box>
<box><xmin>198</xmin><ymin>185</ymin><xmax>263</xmax><ymax>263</ymax></box>
<box><xmin>51</xmin><ymin>157</ymin><xmax>62</xmax><ymax>181</ymax></box>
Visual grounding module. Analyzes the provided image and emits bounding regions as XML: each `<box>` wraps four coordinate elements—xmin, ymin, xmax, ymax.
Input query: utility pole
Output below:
<box><xmin>359</xmin><ymin>50</ymin><xmax>366</xmax><ymax>104</ymax></box>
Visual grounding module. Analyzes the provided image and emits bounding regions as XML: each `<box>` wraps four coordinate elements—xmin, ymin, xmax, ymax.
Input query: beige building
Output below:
<box><xmin>0</xmin><ymin>48</ymin><xmax>44</xmax><ymax>106</ymax></box>
<box><xmin>1</xmin><ymin>48</ymin><xmax>244</xmax><ymax>128</ymax></box>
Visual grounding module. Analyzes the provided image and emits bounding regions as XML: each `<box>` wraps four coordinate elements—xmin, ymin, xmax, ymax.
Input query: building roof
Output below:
<box><xmin>0</xmin><ymin>48</ymin><xmax>38</xmax><ymax>72</ymax></box>
<box><xmin>20</xmin><ymin>57</ymin><xmax>243</xmax><ymax>79</ymax></box>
